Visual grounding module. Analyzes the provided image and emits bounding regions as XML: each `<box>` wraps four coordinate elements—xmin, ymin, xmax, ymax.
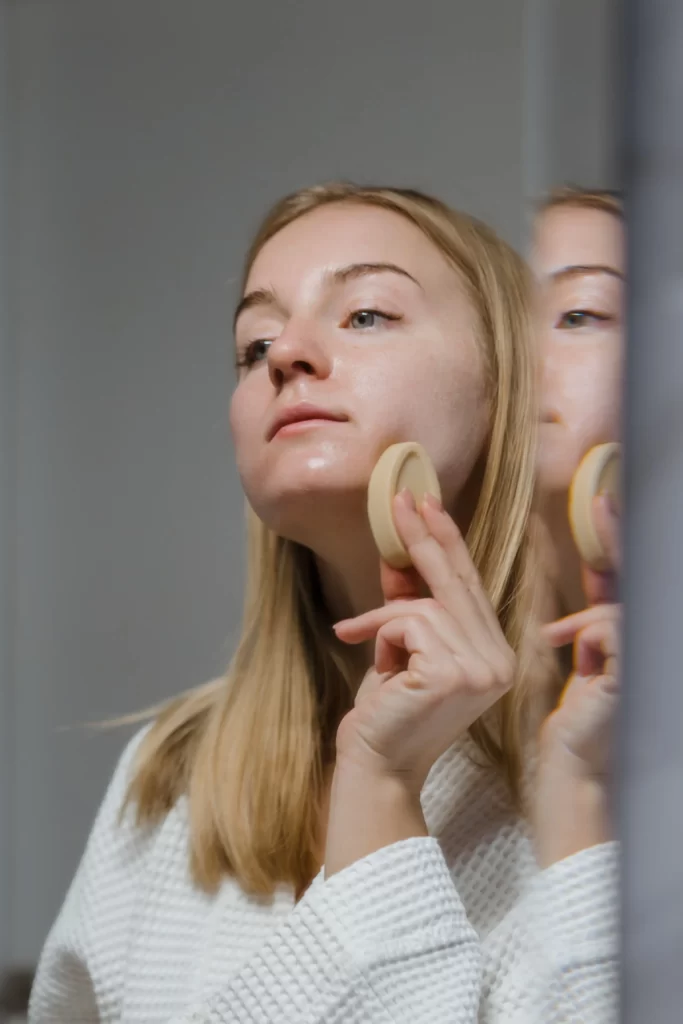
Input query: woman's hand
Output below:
<box><xmin>534</xmin><ymin>493</ymin><xmax>621</xmax><ymax>868</ymax></box>
<box><xmin>324</xmin><ymin>490</ymin><xmax>514</xmax><ymax>878</ymax></box>
<box><xmin>541</xmin><ymin>493</ymin><xmax>621</xmax><ymax>777</ymax></box>
<box><xmin>541</xmin><ymin>602</ymin><xmax>620</xmax><ymax>779</ymax></box>
<box><xmin>333</xmin><ymin>490</ymin><xmax>515</xmax><ymax>793</ymax></box>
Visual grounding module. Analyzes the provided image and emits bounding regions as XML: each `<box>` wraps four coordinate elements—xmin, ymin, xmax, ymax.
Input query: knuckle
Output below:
<box><xmin>423</xmin><ymin>683</ymin><xmax>450</xmax><ymax>708</ymax></box>
<box><xmin>466</xmin><ymin>662</ymin><xmax>497</xmax><ymax>694</ymax></box>
<box><xmin>376</xmin><ymin>622</ymin><xmax>391</xmax><ymax>641</ymax></box>
<box><xmin>462</xmin><ymin>652</ymin><xmax>515</xmax><ymax>695</ymax></box>
<box><xmin>420</xmin><ymin>597</ymin><xmax>441</xmax><ymax>617</ymax></box>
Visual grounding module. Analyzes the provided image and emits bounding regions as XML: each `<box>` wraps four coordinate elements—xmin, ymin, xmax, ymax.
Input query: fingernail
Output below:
<box><xmin>606</xmin><ymin>492</ymin><xmax>620</xmax><ymax>518</ymax></box>
<box><xmin>598</xmin><ymin>491</ymin><xmax>619</xmax><ymax>519</ymax></box>
<box><xmin>396</xmin><ymin>488</ymin><xmax>416</xmax><ymax>510</ymax></box>
<box><xmin>423</xmin><ymin>492</ymin><xmax>443</xmax><ymax>513</ymax></box>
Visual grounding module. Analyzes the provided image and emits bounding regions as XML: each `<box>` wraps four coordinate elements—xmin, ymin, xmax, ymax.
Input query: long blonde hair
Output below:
<box><xmin>124</xmin><ymin>183</ymin><xmax>539</xmax><ymax>896</ymax></box>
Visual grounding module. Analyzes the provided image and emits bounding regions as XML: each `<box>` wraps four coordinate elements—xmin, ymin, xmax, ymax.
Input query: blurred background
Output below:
<box><xmin>0</xmin><ymin>0</ymin><xmax>619</xmax><ymax>1010</ymax></box>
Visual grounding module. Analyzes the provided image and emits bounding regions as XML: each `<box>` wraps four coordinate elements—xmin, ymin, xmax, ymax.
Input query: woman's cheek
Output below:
<box><xmin>566</xmin><ymin>348</ymin><xmax>621</xmax><ymax>450</ymax></box>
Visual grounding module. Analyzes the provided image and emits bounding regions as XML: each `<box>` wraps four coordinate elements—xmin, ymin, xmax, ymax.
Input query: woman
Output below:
<box><xmin>535</xmin><ymin>187</ymin><xmax>623</xmax><ymax>613</ymax></box>
<box><xmin>534</xmin><ymin>186</ymin><xmax>623</xmax><ymax>868</ymax></box>
<box><xmin>30</xmin><ymin>184</ymin><xmax>617</xmax><ymax>1023</ymax></box>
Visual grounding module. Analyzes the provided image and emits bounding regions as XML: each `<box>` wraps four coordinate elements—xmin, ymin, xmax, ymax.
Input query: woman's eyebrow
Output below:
<box><xmin>233</xmin><ymin>287</ymin><xmax>281</xmax><ymax>331</ymax></box>
<box><xmin>550</xmin><ymin>264</ymin><xmax>625</xmax><ymax>283</ymax></box>
<box><xmin>329</xmin><ymin>262</ymin><xmax>423</xmax><ymax>289</ymax></box>
<box><xmin>233</xmin><ymin>262</ymin><xmax>422</xmax><ymax>330</ymax></box>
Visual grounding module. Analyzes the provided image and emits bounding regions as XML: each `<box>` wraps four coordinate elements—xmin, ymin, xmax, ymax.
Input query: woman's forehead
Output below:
<box><xmin>245</xmin><ymin>203</ymin><xmax>453</xmax><ymax>293</ymax></box>
<box><xmin>534</xmin><ymin>206</ymin><xmax>624</xmax><ymax>277</ymax></box>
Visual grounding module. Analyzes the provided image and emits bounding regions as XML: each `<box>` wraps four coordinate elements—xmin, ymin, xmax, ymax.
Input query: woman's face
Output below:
<box><xmin>534</xmin><ymin>205</ymin><xmax>625</xmax><ymax>494</ymax></box>
<box><xmin>229</xmin><ymin>203</ymin><xmax>490</xmax><ymax>542</ymax></box>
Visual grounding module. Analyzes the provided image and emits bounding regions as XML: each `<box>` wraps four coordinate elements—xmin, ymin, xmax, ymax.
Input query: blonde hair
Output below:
<box><xmin>123</xmin><ymin>183</ymin><xmax>539</xmax><ymax>897</ymax></box>
<box><xmin>538</xmin><ymin>185</ymin><xmax>623</xmax><ymax>219</ymax></box>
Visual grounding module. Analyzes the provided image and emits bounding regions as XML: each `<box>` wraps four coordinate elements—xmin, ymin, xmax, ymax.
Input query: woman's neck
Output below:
<box><xmin>312</xmin><ymin>528</ymin><xmax>384</xmax><ymax>676</ymax></box>
<box><xmin>317</xmin><ymin>550</ymin><xmax>384</xmax><ymax>623</ymax></box>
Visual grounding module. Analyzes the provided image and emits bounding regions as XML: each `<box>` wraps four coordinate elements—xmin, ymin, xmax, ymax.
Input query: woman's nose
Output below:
<box><xmin>267</xmin><ymin>324</ymin><xmax>333</xmax><ymax>389</ymax></box>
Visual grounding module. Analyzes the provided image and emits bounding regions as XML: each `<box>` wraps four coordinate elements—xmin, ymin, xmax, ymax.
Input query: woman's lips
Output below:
<box><xmin>267</xmin><ymin>403</ymin><xmax>348</xmax><ymax>440</ymax></box>
<box><xmin>273</xmin><ymin>417</ymin><xmax>346</xmax><ymax>438</ymax></box>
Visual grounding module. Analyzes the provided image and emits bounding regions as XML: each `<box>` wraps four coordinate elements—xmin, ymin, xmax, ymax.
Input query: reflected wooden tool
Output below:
<box><xmin>568</xmin><ymin>443</ymin><xmax>621</xmax><ymax>571</ymax></box>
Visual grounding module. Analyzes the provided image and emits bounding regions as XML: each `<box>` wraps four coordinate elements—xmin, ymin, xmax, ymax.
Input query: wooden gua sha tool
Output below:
<box><xmin>367</xmin><ymin>442</ymin><xmax>441</xmax><ymax>569</ymax></box>
<box><xmin>568</xmin><ymin>442</ymin><xmax>621</xmax><ymax>571</ymax></box>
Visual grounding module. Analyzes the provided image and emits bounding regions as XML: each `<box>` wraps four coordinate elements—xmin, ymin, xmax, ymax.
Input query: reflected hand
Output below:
<box><xmin>542</xmin><ymin>602</ymin><xmax>620</xmax><ymax>779</ymax></box>
<box><xmin>534</xmin><ymin>494</ymin><xmax>622</xmax><ymax>867</ymax></box>
<box><xmin>542</xmin><ymin>493</ymin><xmax>621</xmax><ymax>778</ymax></box>
<box><xmin>581</xmin><ymin>492</ymin><xmax>620</xmax><ymax>605</ymax></box>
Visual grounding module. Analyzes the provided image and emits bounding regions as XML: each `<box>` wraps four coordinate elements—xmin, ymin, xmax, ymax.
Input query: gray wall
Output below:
<box><xmin>0</xmin><ymin>0</ymin><xmax>14</xmax><ymax>970</ymax></box>
<box><xmin>6</xmin><ymin>0</ymin><xmax>528</xmax><ymax>967</ymax></box>
<box><xmin>524</xmin><ymin>0</ymin><xmax>621</xmax><ymax>198</ymax></box>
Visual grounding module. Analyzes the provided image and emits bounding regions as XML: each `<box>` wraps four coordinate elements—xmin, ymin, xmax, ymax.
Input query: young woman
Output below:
<box><xmin>30</xmin><ymin>184</ymin><xmax>617</xmax><ymax>1023</ymax></box>
<box><xmin>534</xmin><ymin>186</ymin><xmax>623</xmax><ymax>872</ymax></box>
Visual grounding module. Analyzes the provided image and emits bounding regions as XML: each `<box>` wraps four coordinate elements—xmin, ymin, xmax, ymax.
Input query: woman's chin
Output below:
<box><xmin>248</xmin><ymin>480</ymin><xmax>368</xmax><ymax>544</ymax></box>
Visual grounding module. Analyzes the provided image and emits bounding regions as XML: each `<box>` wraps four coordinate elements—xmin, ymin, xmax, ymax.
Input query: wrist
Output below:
<box><xmin>540</xmin><ymin>729</ymin><xmax>610</xmax><ymax>782</ymax></box>
<box><xmin>534</xmin><ymin>756</ymin><xmax>613</xmax><ymax>869</ymax></box>
<box><xmin>324</xmin><ymin>759</ymin><xmax>428</xmax><ymax>879</ymax></box>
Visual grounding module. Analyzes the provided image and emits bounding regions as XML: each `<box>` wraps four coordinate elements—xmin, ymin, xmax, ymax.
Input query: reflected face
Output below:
<box><xmin>229</xmin><ymin>203</ymin><xmax>490</xmax><ymax>541</ymax></box>
<box><xmin>533</xmin><ymin>205</ymin><xmax>625</xmax><ymax>493</ymax></box>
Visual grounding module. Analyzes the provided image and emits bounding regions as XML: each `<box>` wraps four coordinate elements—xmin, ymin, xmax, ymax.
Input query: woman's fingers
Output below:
<box><xmin>574</xmin><ymin>619</ymin><xmax>620</xmax><ymax>678</ymax></box>
<box><xmin>369</xmin><ymin>614</ymin><xmax>512</xmax><ymax>699</ymax></box>
<box><xmin>582</xmin><ymin>495</ymin><xmax>620</xmax><ymax>605</ymax></box>
<box><xmin>335</xmin><ymin>596</ymin><xmax>512</xmax><ymax>692</ymax></box>
<box><xmin>581</xmin><ymin>564</ymin><xmax>618</xmax><ymax>606</ymax></box>
<box><xmin>390</xmin><ymin>491</ymin><xmax>467</xmax><ymax>594</ymax></box>
<box><xmin>390</xmin><ymin>491</ymin><xmax>497</xmax><ymax>644</ymax></box>
<box><xmin>593</xmin><ymin>493</ymin><xmax>621</xmax><ymax>572</ymax></box>
<box><xmin>419</xmin><ymin>496</ymin><xmax>502</xmax><ymax>633</ymax></box>
<box><xmin>335</xmin><ymin>489</ymin><xmax>511</xmax><ymax>689</ymax></box>
<box><xmin>544</xmin><ymin>603</ymin><xmax>620</xmax><ymax>687</ymax></box>
<box><xmin>372</xmin><ymin>615</ymin><xmax>449</xmax><ymax>678</ymax></box>
<box><xmin>378</xmin><ymin>558</ymin><xmax>424</xmax><ymax>604</ymax></box>
<box><xmin>335</xmin><ymin>598</ymin><xmax>469</xmax><ymax>651</ymax></box>
<box><xmin>542</xmin><ymin>603</ymin><xmax>621</xmax><ymax>647</ymax></box>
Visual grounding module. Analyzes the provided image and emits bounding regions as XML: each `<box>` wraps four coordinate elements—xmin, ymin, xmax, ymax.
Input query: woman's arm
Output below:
<box><xmin>30</xmin><ymin>737</ymin><xmax>483</xmax><ymax>1024</ymax></box>
<box><xmin>29</xmin><ymin>730</ymin><xmax>151</xmax><ymax>1024</ymax></box>
<box><xmin>170</xmin><ymin>835</ymin><xmax>481</xmax><ymax>1024</ymax></box>
<box><xmin>481</xmin><ymin>840</ymin><xmax>619</xmax><ymax>1024</ymax></box>
<box><xmin>166</xmin><ymin>829</ymin><xmax>617</xmax><ymax>1024</ymax></box>
<box><xmin>30</xmin><ymin>733</ymin><xmax>616</xmax><ymax>1024</ymax></box>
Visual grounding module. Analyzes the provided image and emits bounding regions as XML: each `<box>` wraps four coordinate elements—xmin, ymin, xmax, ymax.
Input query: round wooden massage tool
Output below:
<box><xmin>568</xmin><ymin>442</ymin><xmax>621</xmax><ymax>572</ymax></box>
<box><xmin>367</xmin><ymin>442</ymin><xmax>441</xmax><ymax>569</ymax></box>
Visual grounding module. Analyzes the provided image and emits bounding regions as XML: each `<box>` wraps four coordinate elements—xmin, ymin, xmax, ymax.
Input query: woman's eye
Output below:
<box><xmin>236</xmin><ymin>338</ymin><xmax>272</xmax><ymax>371</ymax></box>
<box><xmin>347</xmin><ymin>309</ymin><xmax>400</xmax><ymax>330</ymax></box>
<box><xmin>557</xmin><ymin>309</ymin><xmax>610</xmax><ymax>330</ymax></box>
